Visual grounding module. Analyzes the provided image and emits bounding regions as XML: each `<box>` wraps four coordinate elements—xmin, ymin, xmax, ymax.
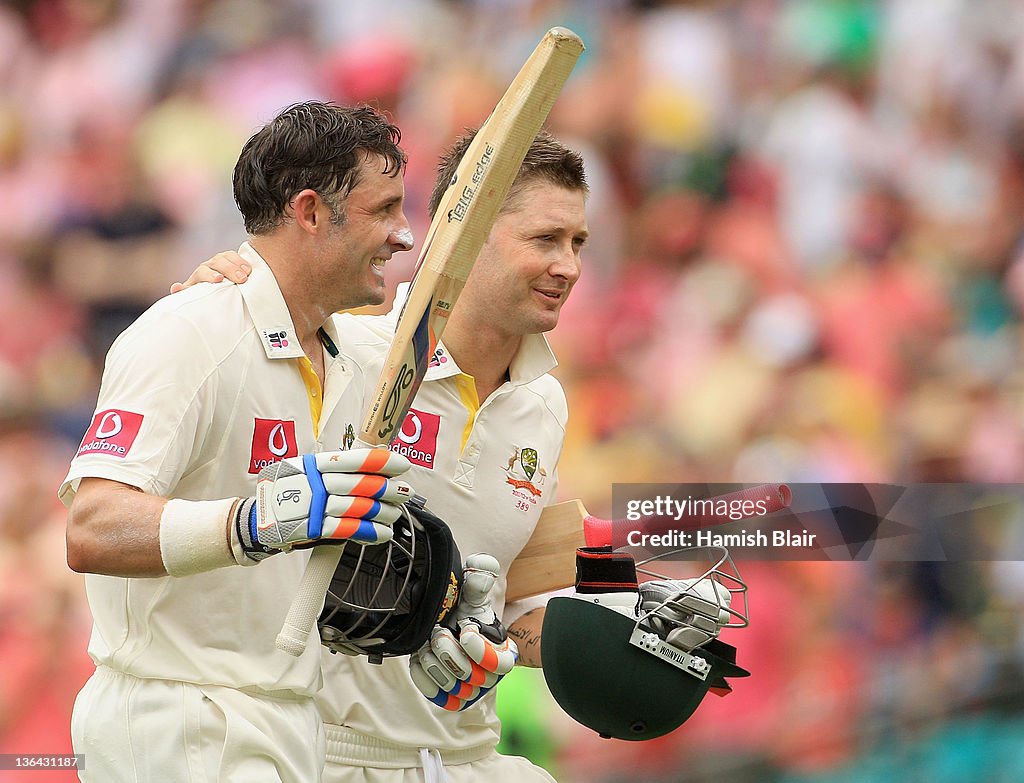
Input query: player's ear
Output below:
<box><xmin>291</xmin><ymin>189</ymin><xmax>327</xmax><ymax>235</ymax></box>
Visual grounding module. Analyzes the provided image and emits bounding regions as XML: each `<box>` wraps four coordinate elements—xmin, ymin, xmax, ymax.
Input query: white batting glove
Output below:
<box><xmin>409</xmin><ymin>553</ymin><xmax>518</xmax><ymax>711</ymax></box>
<box><xmin>233</xmin><ymin>448</ymin><xmax>413</xmax><ymax>563</ymax></box>
<box><xmin>639</xmin><ymin>577</ymin><xmax>733</xmax><ymax>652</ymax></box>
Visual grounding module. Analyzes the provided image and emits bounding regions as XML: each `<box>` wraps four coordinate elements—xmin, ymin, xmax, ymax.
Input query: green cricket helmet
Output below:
<box><xmin>541</xmin><ymin>546</ymin><xmax>749</xmax><ymax>741</ymax></box>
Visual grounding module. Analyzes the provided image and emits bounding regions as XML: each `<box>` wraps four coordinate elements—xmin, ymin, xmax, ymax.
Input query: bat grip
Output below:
<box><xmin>278</xmin><ymin>437</ymin><xmax>385</xmax><ymax>656</ymax></box>
<box><xmin>583</xmin><ymin>515</ymin><xmax>612</xmax><ymax>548</ymax></box>
<box><xmin>276</xmin><ymin>542</ymin><xmax>343</xmax><ymax>656</ymax></box>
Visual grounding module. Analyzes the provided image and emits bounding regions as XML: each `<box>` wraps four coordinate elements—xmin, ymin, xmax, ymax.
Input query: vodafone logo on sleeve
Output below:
<box><xmin>249</xmin><ymin>418</ymin><xmax>298</xmax><ymax>473</ymax></box>
<box><xmin>77</xmin><ymin>409</ymin><xmax>144</xmax><ymax>458</ymax></box>
<box><xmin>389</xmin><ymin>408</ymin><xmax>440</xmax><ymax>469</ymax></box>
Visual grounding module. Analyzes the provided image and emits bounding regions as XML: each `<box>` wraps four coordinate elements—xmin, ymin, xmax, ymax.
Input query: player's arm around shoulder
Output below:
<box><xmin>169</xmin><ymin>250</ymin><xmax>251</xmax><ymax>292</ymax></box>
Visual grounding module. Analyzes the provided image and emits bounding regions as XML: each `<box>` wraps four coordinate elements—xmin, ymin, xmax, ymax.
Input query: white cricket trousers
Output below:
<box><xmin>322</xmin><ymin>724</ymin><xmax>558</xmax><ymax>783</ymax></box>
<box><xmin>71</xmin><ymin>666</ymin><xmax>326</xmax><ymax>782</ymax></box>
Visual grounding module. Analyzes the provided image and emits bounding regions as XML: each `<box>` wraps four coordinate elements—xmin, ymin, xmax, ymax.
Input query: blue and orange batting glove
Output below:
<box><xmin>409</xmin><ymin>553</ymin><xmax>518</xmax><ymax>710</ymax></box>
<box><xmin>234</xmin><ymin>448</ymin><xmax>413</xmax><ymax>563</ymax></box>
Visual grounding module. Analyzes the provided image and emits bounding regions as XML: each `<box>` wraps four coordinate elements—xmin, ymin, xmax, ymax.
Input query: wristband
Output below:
<box><xmin>233</xmin><ymin>496</ymin><xmax>276</xmax><ymax>563</ymax></box>
<box><xmin>158</xmin><ymin>497</ymin><xmax>241</xmax><ymax>576</ymax></box>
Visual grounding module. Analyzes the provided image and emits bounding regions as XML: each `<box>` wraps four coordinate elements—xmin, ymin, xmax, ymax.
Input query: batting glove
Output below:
<box><xmin>639</xmin><ymin>577</ymin><xmax>733</xmax><ymax>652</ymax></box>
<box><xmin>409</xmin><ymin>553</ymin><xmax>518</xmax><ymax>711</ymax></box>
<box><xmin>233</xmin><ymin>448</ymin><xmax>413</xmax><ymax>563</ymax></box>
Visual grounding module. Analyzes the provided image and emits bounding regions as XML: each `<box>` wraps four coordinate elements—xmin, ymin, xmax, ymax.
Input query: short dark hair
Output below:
<box><xmin>233</xmin><ymin>102</ymin><xmax>407</xmax><ymax>235</ymax></box>
<box><xmin>427</xmin><ymin>130</ymin><xmax>588</xmax><ymax>220</ymax></box>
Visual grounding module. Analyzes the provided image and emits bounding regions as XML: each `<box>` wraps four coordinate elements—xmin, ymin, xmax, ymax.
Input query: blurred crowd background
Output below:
<box><xmin>2</xmin><ymin>0</ymin><xmax>1024</xmax><ymax>780</ymax></box>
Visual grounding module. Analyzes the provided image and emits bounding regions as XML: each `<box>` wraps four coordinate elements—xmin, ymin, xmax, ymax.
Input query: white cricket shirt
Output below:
<box><xmin>60</xmin><ymin>244</ymin><xmax>366</xmax><ymax>698</ymax></box>
<box><xmin>318</xmin><ymin>284</ymin><xmax>567</xmax><ymax>751</ymax></box>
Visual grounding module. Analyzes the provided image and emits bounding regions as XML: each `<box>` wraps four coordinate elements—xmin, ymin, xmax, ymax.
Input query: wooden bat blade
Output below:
<box><xmin>362</xmin><ymin>26</ymin><xmax>586</xmax><ymax>447</ymax></box>
<box><xmin>276</xmin><ymin>27</ymin><xmax>585</xmax><ymax>657</ymax></box>
<box><xmin>504</xmin><ymin>484</ymin><xmax>791</xmax><ymax>603</ymax></box>
<box><xmin>505</xmin><ymin>499</ymin><xmax>592</xmax><ymax>603</ymax></box>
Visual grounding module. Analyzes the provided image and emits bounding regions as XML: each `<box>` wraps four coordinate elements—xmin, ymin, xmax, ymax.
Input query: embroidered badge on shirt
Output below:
<box><xmin>78</xmin><ymin>409</ymin><xmax>144</xmax><ymax>459</ymax></box>
<box><xmin>428</xmin><ymin>345</ymin><xmax>450</xmax><ymax>368</ymax></box>
<box><xmin>260</xmin><ymin>328</ymin><xmax>298</xmax><ymax>358</ymax></box>
<box><xmin>502</xmin><ymin>446</ymin><xmax>547</xmax><ymax>501</ymax></box>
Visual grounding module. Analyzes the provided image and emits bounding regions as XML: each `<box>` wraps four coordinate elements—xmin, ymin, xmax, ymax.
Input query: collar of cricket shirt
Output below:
<box><xmin>237</xmin><ymin>242</ymin><xmax>339</xmax><ymax>360</ymax></box>
<box><xmin>386</xmin><ymin>282</ymin><xmax>558</xmax><ymax>386</ymax></box>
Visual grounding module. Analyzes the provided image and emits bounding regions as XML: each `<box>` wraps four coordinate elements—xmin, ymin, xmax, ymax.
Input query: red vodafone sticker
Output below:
<box><xmin>78</xmin><ymin>409</ymin><xmax>144</xmax><ymax>459</ymax></box>
<box><xmin>250</xmin><ymin>418</ymin><xmax>298</xmax><ymax>474</ymax></box>
<box><xmin>389</xmin><ymin>408</ymin><xmax>440</xmax><ymax>469</ymax></box>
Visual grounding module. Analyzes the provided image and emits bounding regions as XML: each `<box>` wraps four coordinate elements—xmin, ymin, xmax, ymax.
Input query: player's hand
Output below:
<box><xmin>409</xmin><ymin>554</ymin><xmax>518</xmax><ymax>711</ymax></box>
<box><xmin>639</xmin><ymin>577</ymin><xmax>733</xmax><ymax>652</ymax></box>
<box><xmin>170</xmin><ymin>251</ymin><xmax>251</xmax><ymax>293</ymax></box>
<box><xmin>232</xmin><ymin>449</ymin><xmax>413</xmax><ymax>563</ymax></box>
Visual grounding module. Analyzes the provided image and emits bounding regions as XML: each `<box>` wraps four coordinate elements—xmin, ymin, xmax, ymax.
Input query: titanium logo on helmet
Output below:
<box><xmin>249</xmin><ymin>418</ymin><xmax>297</xmax><ymax>474</ymax></box>
<box><xmin>77</xmin><ymin>409</ymin><xmax>144</xmax><ymax>459</ymax></box>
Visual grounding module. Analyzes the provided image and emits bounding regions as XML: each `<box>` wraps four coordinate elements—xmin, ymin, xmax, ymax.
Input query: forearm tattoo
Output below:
<box><xmin>507</xmin><ymin>608</ymin><xmax>544</xmax><ymax>667</ymax></box>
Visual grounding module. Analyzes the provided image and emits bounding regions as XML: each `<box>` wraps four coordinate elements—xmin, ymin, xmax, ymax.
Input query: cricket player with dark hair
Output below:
<box><xmin>61</xmin><ymin>102</ymin><xmax>421</xmax><ymax>782</ymax></box>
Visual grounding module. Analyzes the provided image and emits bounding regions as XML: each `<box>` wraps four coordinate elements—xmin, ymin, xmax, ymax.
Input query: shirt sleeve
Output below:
<box><xmin>60</xmin><ymin>308</ymin><xmax>218</xmax><ymax>504</ymax></box>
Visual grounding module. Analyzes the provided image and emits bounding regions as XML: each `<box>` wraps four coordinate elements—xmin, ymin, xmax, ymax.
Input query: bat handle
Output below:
<box><xmin>276</xmin><ymin>545</ymin><xmax>344</xmax><ymax>656</ymax></box>
<box><xmin>582</xmin><ymin>515</ymin><xmax>612</xmax><ymax>548</ymax></box>
<box><xmin>277</xmin><ymin>437</ymin><xmax>383</xmax><ymax>656</ymax></box>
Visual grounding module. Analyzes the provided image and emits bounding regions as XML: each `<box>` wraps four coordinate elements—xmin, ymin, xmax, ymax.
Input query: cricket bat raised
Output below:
<box><xmin>505</xmin><ymin>483</ymin><xmax>792</xmax><ymax>602</ymax></box>
<box><xmin>276</xmin><ymin>27</ymin><xmax>586</xmax><ymax>656</ymax></box>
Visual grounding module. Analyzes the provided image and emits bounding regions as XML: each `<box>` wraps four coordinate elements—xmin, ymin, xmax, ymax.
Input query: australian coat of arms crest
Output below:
<box><xmin>503</xmin><ymin>446</ymin><xmax>547</xmax><ymax>496</ymax></box>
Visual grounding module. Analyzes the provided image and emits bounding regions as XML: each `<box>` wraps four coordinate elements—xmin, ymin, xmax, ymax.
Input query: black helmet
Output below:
<box><xmin>318</xmin><ymin>496</ymin><xmax>463</xmax><ymax>662</ymax></box>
